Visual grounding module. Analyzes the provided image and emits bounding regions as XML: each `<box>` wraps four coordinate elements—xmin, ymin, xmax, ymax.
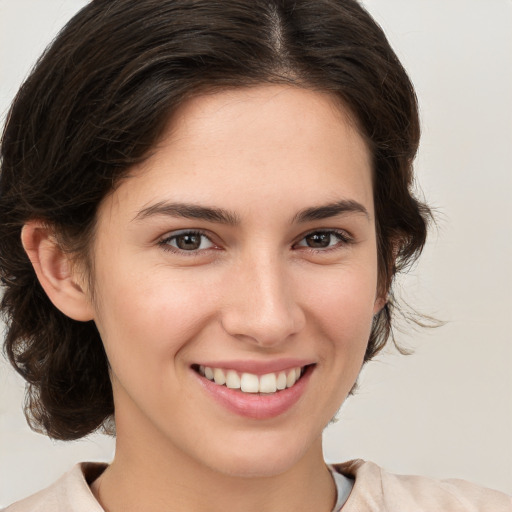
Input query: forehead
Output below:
<box><xmin>101</xmin><ymin>85</ymin><xmax>374</xmax><ymax>223</ymax></box>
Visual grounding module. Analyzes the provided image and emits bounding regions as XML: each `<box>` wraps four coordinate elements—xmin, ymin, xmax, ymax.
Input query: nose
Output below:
<box><xmin>220</xmin><ymin>252</ymin><xmax>305</xmax><ymax>348</ymax></box>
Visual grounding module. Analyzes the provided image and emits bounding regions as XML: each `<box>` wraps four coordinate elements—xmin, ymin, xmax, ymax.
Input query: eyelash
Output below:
<box><xmin>158</xmin><ymin>229</ymin><xmax>354</xmax><ymax>255</ymax></box>
<box><xmin>294</xmin><ymin>229</ymin><xmax>354</xmax><ymax>253</ymax></box>
<box><xmin>159</xmin><ymin>230</ymin><xmax>216</xmax><ymax>255</ymax></box>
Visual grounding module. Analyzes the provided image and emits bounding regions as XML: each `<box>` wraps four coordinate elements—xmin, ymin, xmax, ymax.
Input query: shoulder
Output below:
<box><xmin>2</xmin><ymin>463</ymin><xmax>106</xmax><ymax>512</ymax></box>
<box><xmin>333</xmin><ymin>459</ymin><xmax>512</xmax><ymax>512</ymax></box>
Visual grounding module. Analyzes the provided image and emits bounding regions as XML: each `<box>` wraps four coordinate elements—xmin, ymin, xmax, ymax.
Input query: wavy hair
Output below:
<box><xmin>0</xmin><ymin>0</ymin><xmax>430</xmax><ymax>440</ymax></box>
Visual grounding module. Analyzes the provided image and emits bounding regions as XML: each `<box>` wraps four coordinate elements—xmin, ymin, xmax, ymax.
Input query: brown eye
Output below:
<box><xmin>304</xmin><ymin>232</ymin><xmax>332</xmax><ymax>248</ymax></box>
<box><xmin>175</xmin><ymin>233</ymin><xmax>202</xmax><ymax>250</ymax></box>
<box><xmin>295</xmin><ymin>230</ymin><xmax>351</xmax><ymax>251</ymax></box>
<box><xmin>161</xmin><ymin>231</ymin><xmax>214</xmax><ymax>252</ymax></box>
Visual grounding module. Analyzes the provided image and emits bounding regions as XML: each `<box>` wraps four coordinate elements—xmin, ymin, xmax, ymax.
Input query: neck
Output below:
<box><xmin>92</xmin><ymin>428</ymin><xmax>335</xmax><ymax>512</ymax></box>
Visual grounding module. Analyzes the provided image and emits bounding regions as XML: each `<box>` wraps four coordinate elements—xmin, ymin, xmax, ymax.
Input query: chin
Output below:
<box><xmin>200</xmin><ymin>432</ymin><xmax>320</xmax><ymax>479</ymax></box>
<box><xmin>213</xmin><ymin>453</ymin><xmax>301</xmax><ymax>479</ymax></box>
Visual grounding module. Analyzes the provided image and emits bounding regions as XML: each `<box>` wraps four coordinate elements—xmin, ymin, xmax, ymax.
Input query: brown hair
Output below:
<box><xmin>0</xmin><ymin>0</ymin><xmax>430</xmax><ymax>440</ymax></box>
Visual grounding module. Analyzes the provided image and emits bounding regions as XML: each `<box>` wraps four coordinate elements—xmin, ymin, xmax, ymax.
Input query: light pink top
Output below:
<box><xmin>3</xmin><ymin>460</ymin><xmax>512</xmax><ymax>511</ymax></box>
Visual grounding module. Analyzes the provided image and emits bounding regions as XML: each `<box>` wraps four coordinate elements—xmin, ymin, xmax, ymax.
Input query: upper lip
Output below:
<box><xmin>193</xmin><ymin>358</ymin><xmax>315</xmax><ymax>375</ymax></box>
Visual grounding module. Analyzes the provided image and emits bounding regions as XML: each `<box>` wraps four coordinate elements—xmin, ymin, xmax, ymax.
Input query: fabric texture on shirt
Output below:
<box><xmin>3</xmin><ymin>460</ymin><xmax>512</xmax><ymax>511</ymax></box>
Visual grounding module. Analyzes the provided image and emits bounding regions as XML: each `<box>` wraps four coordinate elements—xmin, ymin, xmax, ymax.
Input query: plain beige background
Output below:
<box><xmin>1</xmin><ymin>0</ymin><xmax>511</xmax><ymax>506</ymax></box>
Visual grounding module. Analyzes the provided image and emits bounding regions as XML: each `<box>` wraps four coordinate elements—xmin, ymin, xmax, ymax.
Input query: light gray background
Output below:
<box><xmin>1</xmin><ymin>0</ymin><xmax>511</xmax><ymax>506</ymax></box>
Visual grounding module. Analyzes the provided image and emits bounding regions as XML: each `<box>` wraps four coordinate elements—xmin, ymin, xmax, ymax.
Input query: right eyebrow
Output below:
<box><xmin>132</xmin><ymin>201</ymin><xmax>241</xmax><ymax>226</ymax></box>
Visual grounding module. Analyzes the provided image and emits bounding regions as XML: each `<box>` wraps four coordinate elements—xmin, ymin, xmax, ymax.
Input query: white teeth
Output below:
<box><xmin>241</xmin><ymin>373</ymin><xmax>259</xmax><ymax>393</ymax></box>
<box><xmin>213</xmin><ymin>368</ymin><xmax>226</xmax><ymax>385</ymax></box>
<box><xmin>259</xmin><ymin>373</ymin><xmax>277</xmax><ymax>393</ymax></box>
<box><xmin>286</xmin><ymin>369</ymin><xmax>297</xmax><ymax>388</ymax></box>
<box><xmin>276</xmin><ymin>371</ymin><xmax>287</xmax><ymax>390</ymax></box>
<box><xmin>199</xmin><ymin>366</ymin><xmax>305</xmax><ymax>394</ymax></box>
<box><xmin>225</xmin><ymin>369</ymin><xmax>241</xmax><ymax>389</ymax></box>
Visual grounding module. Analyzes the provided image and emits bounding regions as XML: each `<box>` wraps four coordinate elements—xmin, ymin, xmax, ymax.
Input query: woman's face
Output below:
<box><xmin>90</xmin><ymin>85</ymin><xmax>383</xmax><ymax>477</ymax></box>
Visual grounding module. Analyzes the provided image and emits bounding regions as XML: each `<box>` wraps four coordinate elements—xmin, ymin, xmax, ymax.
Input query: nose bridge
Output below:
<box><xmin>221</xmin><ymin>247</ymin><xmax>304</xmax><ymax>346</ymax></box>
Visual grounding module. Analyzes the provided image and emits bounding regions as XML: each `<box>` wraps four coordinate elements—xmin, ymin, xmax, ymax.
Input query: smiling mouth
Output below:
<box><xmin>193</xmin><ymin>365</ymin><xmax>309</xmax><ymax>394</ymax></box>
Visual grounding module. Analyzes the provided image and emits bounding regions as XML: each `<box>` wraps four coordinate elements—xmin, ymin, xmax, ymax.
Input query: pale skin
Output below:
<box><xmin>22</xmin><ymin>85</ymin><xmax>385</xmax><ymax>512</ymax></box>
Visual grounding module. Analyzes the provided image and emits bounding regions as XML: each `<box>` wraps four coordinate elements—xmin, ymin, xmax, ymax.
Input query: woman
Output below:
<box><xmin>1</xmin><ymin>0</ymin><xmax>510</xmax><ymax>510</ymax></box>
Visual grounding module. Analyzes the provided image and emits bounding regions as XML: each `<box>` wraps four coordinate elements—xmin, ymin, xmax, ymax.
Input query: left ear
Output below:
<box><xmin>21</xmin><ymin>221</ymin><xmax>95</xmax><ymax>322</ymax></box>
<box><xmin>373</xmin><ymin>237</ymin><xmax>399</xmax><ymax>315</ymax></box>
<box><xmin>373</xmin><ymin>294</ymin><xmax>387</xmax><ymax>315</ymax></box>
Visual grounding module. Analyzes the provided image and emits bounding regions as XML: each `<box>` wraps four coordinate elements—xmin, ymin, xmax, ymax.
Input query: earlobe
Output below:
<box><xmin>21</xmin><ymin>222</ymin><xmax>95</xmax><ymax>322</ymax></box>
<box><xmin>373</xmin><ymin>294</ymin><xmax>387</xmax><ymax>315</ymax></box>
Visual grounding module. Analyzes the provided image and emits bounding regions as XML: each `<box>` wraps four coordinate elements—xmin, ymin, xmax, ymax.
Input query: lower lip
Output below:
<box><xmin>195</xmin><ymin>366</ymin><xmax>313</xmax><ymax>420</ymax></box>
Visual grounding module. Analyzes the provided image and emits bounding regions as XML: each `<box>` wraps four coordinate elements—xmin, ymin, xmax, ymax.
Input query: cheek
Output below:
<box><xmin>92</xmin><ymin>267</ymin><xmax>216</xmax><ymax>381</ymax></box>
<box><xmin>303</xmin><ymin>264</ymin><xmax>378</xmax><ymax>332</ymax></box>
<box><xmin>299</xmin><ymin>263</ymin><xmax>378</xmax><ymax>386</ymax></box>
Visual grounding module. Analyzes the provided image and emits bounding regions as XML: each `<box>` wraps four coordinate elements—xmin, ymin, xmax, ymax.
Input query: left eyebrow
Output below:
<box><xmin>293</xmin><ymin>200</ymin><xmax>370</xmax><ymax>223</ymax></box>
